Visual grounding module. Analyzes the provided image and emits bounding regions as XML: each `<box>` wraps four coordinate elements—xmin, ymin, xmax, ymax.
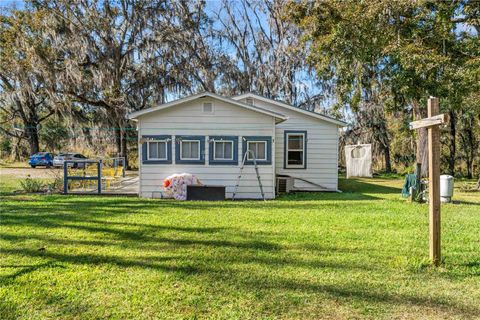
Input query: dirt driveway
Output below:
<box><xmin>0</xmin><ymin>167</ymin><xmax>63</xmax><ymax>179</ymax></box>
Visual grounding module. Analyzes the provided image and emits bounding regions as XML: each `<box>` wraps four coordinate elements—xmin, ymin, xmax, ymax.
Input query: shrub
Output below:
<box><xmin>20</xmin><ymin>175</ymin><xmax>45</xmax><ymax>193</ymax></box>
<box><xmin>0</xmin><ymin>138</ymin><xmax>11</xmax><ymax>154</ymax></box>
<box><xmin>46</xmin><ymin>168</ymin><xmax>64</xmax><ymax>193</ymax></box>
<box><xmin>47</xmin><ymin>176</ymin><xmax>64</xmax><ymax>193</ymax></box>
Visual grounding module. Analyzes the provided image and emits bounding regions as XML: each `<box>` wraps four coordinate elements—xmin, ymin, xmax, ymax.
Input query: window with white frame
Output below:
<box><xmin>214</xmin><ymin>140</ymin><xmax>233</xmax><ymax>160</ymax></box>
<box><xmin>180</xmin><ymin>140</ymin><xmax>200</xmax><ymax>160</ymax></box>
<box><xmin>147</xmin><ymin>140</ymin><xmax>167</xmax><ymax>160</ymax></box>
<box><xmin>247</xmin><ymin>141</ymin><xmax>267</xmax><ymax>161</ymax></box>
<box><xmin>285</xmin><ymin>131</ymin><xmax>306</xmax><ymax>168</ymax></box>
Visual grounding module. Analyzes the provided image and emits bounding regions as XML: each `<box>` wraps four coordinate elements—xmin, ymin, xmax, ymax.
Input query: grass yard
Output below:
<box><xmin>1</xmin><ymin>176</ymin><xmax>479</xmax><ymax>319</ymax></box>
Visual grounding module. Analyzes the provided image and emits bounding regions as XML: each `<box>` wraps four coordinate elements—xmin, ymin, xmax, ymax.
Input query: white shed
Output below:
<box><xmin>128</xmin><ymin>92</ymin><xmax>346</xmax><ymax>199</ymax></box>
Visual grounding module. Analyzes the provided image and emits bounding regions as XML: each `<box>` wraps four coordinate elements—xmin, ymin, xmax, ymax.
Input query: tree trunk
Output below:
<box><xmin>384</xmin><ymin>144</ymin><xmax>392</xmax><ymax>173</ymax></box>
<box><xmin>121</xmin><ymin>128</ymin><xmax>129</xmax><ymax>169</ymax></box>
<box><xmin>11</xmin><ymin>137</ymin><xmax>22</xmax><ymax>161</ymax></box>
<box><xmin>465</xmin><ymin>123</ymin><xmax>475</xmax><ymax>179</ymax></box>
<box><xmin>115</xmin><ymin>124</ymin><xmax>122</xmax><ymax>157</ymax></box>
<box><xmin>448</xmin><ymin>110</ymin><xmax>456</xmax><ymax>175</ymax></box>
<box><xmin>26</xmin><ymin>122</ymin><xmax>40</xmax><ymax>155</ymax></box>
<box><xmin>466</xmin><ymin>157</ymin><xmax>473</xmax><ymax>179</ymax></box>
<box><xmin>413</xmin><ymin>100</ymin><xmax>429</xmax><ymax>177</ymax></box>
<box><xmin>82</xmin><ymin>127</ymin><xmax>93</xmax><ymax>147</ymax></box>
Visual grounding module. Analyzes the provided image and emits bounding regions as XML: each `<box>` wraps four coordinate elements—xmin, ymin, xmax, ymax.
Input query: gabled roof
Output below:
<box><xmin>231</xmin><ymin>93</ymin><xmax>347</xmax><ymax>127</ymax></box>
<box><xmin>127</xmin><ymin>92</ymin><xmax>288</xmax><ymax>123</ymax></box>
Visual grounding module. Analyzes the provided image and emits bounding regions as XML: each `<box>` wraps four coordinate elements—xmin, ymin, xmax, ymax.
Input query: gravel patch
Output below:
<box><xmin>0</xmin><ymin>167</ymin><xmax>63</xmax><ymax>179</ymax></box>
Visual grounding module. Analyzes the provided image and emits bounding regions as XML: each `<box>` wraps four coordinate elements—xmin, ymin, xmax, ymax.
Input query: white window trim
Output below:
<box><xmin>180</xmin><ymin>139</ymin><xmax>201</xmax><ymax>160</ymax></box>
<box><xmin>213</xmin><ymin>140</ymin><xmax>234</xmax><ymax>160</ymax></box>
<box><xmin>286</xmin><ymin>132</ymin><xmax>305</xmax><ymax>168</ymax></box>
<box><xmin>147</xmin><ymin>140</ymin><xmax>168</xmax><ymax>160</ymax></box>
<box><xmin>247</xmin><ymin>141</ymin><xmax>267</xmax><ymax>161</ymax></box>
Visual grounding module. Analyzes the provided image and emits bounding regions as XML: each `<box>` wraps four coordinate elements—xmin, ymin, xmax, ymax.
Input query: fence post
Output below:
<box><xmin>122</xmin><ymin>157</ymin><xmax>126</xmax><ymax>177</ymax></box>
<box><xmin>63</xmin><ymin>162</ymin><xmax>68</xmax><ymax>194</ymax></box>
<box><xmin>97</xmin><ymin>160</ymin><xmax>102</xmax><ymax>194</ymax></box>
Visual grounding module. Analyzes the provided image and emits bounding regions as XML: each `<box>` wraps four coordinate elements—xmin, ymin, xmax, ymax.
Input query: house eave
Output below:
<box><xmin>127</xmin><ymin>92</ymin><xmax>288</xmax><ymax>123</ymax></box>
<box><xmin>231</xmin><ymin>93</ymin><xmax>347</xmax><ymax>127</ymax></box>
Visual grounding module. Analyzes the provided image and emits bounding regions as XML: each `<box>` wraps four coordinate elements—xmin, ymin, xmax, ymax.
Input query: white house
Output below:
<box><xmin>127</xmin><ymin>92</ymin><xmax>346</xmax><ymax>199</ymax></box>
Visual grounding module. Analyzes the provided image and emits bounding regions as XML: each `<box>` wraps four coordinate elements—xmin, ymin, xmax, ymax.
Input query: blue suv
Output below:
<box><xmin>28</xmin><ymin>152</ymin><xmax>54</xmax><ymax>168</ymax></box>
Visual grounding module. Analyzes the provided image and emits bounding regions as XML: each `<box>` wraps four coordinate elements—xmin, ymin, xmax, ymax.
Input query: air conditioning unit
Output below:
<box><xmin>276</xmin><ymin>176</ymin><xmax>294</xmax><ymax>194</ymax></box>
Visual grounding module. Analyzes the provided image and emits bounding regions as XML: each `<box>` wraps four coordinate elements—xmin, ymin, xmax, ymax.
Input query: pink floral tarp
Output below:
<box><xmin>163</xmin><ymin>173</ymin><xmax>202</xmax><ymax>200</ymax></box>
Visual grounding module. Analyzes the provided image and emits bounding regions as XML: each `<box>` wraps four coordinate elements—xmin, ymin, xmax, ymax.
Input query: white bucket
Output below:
<box><xmin>440</xmin><ymin>175</ymin><xmax>454</xmax><ymax>203</ymax></box>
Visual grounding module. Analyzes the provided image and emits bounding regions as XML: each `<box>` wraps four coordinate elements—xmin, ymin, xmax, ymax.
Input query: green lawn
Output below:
<box><xmin>0</xmin><ymin>175</ymin><xmax>20</xmax><ymax>195</ymax></box>
<box><xmin>1</xmin><ymin>176</ymin><xmax>479</xmax><ymax>319</ymax></box>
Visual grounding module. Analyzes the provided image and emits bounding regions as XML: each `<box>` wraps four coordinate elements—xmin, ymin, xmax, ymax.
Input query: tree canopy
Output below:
<box><xmin>0</xmin><ymin>0</ymin><xmax>478</xmax><ymax>179</ymax></box>
<box><xmin>287</xmin><ymin>0</ymin><xmax>479</xmax><ymax>177</ymax></box>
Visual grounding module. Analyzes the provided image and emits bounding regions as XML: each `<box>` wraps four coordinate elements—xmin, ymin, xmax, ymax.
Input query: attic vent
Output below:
<box><xmin>245</xmin><ymin>97</ymin><xmax>254</xmax><ymax>105</ymax></box>
<box><xmin>203</xmin><ymin>102</ymin><xmax>213</xmax><ymax>113</ymax></box>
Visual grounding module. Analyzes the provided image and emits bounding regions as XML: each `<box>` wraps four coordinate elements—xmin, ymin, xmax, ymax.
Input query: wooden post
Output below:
<box><xmin>409</xmin><ymin>97</ymin><xmax>445</xmax><ymax>265</ymax></box>
<box><xmin>428</xmin><ymin>97</ymin><xmax>441</xmax><ymax>265</ymax></box>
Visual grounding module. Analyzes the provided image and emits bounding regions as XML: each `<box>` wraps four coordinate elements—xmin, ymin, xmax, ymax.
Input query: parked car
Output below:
<box><xmin>28</xmin><ymin>152</ymin><xmax>54</xmax><ymax>168</ymax></box>
<box><xmin>53</xmin><ymin>153</ymin><xmax>89</xmax><ymax>168</ymax></box>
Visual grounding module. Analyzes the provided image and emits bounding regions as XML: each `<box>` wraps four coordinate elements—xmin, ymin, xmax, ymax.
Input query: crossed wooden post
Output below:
<box><xmin>409</xmin><ymin>97</ymin><xmax>446</xmax><ymax>266</ymax></box>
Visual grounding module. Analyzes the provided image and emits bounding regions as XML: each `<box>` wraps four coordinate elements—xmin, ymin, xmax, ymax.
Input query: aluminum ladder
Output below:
<box><xmin>232</xmin><ymin>150</ymin><xmax>265</xmax><ymax>201</ymax></box>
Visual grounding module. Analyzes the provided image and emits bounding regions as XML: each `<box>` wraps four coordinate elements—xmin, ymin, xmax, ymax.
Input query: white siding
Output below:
<box><xmin>237</xmin><ymin>97</ymin><xmax>340</xmax><ymax>191</ymax></box>
<box><xmin>137</xmin><ymin>97</ymin><xmax>275</xmax><ymax>199</ymax></box>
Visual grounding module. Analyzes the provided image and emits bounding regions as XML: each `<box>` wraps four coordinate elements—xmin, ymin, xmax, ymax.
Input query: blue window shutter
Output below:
<box><xmin>200</xmin><ymin>137</ymin><xmax>205</xmax><ymax>162</ymax></box>
<box><xmin>142</xmin><ymin>142</ymin><xmax>148</xmax><ymax>162</ymax></box>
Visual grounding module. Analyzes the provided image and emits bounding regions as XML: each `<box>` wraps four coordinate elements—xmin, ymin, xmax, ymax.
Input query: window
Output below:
<box><xmin>214</xmin><ymin>141</ymin><xmax>233</xmax><ymax>160</ymax></box>
<box><xmin>175</xmin><ymin>136</ymin><xmax>205</xmax><ymax>164</ymax></box>
<box><xmin>147</xmin><ymin>141</ymin><xmax>167</xmax><ymax>160</ymax></box>
<box><xmin>242</xmin><ymin>136</ymin><xmax>272</xmax><ymax>165</ymax></box>
<box><xmin>142</xmin><ymin>135</ymin><xmax>172</xmax><ymax>164</ymax></box>
<box><xmin>247</xmin><ymin>141</ymin><xmax>267</xmax><ymax>161</ymax></box>
<box><xmin>284</xmin><ymin>131</ymin><xmax>307</xmax><ymax>169</ymax></box>
<box><xmin>180</xmin><ymin>140</ymin><xmax>200</xmax><ymax>160</ymax></box>
<box><xmin>203</xmin><ymin>102</ymin><xmax>213</xmax><ymax>113</ymax></box>
<box><xmin>209</xmin><ymin>136</ymin><xmax>238</xmax><ymax>165</ymax></box>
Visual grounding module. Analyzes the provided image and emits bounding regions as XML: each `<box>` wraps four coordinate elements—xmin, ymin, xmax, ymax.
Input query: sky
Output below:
<box><xmin>0</xmin><ymin>0</ymin><xmax>23</xmax><ymax>8</ymax></box>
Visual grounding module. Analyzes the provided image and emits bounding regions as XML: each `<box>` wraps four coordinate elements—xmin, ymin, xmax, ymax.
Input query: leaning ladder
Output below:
<box><xmin>232</xmin><ymin>150</ymin><xmax>265</xmax><ymax>201</ymax></box>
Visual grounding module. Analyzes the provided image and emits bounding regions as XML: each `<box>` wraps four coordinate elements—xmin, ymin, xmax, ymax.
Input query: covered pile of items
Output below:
<box><xmin>163</xmin><ymin>173</ymin><xmax>202</xmax><ymax>200</ymax></box>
